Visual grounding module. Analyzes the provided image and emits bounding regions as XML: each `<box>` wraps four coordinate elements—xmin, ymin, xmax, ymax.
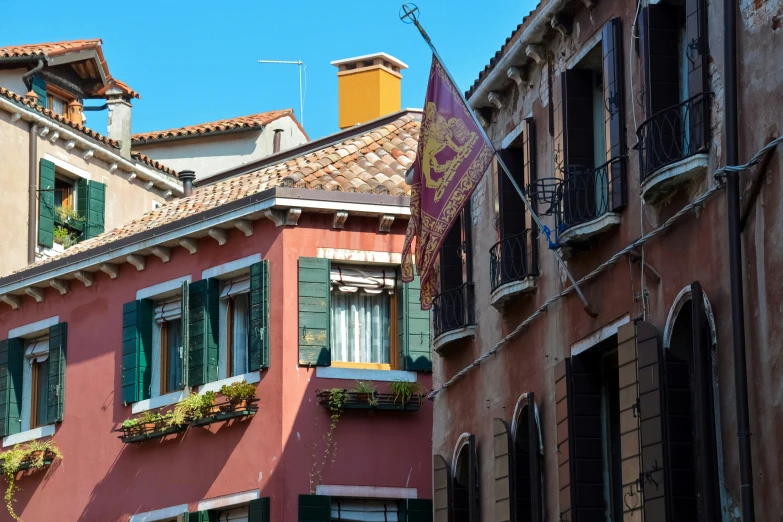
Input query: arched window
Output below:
<box><xmin>452</xmin><ymin>434</ymin><xmax>478</xmax><ymax>522</ymax></box>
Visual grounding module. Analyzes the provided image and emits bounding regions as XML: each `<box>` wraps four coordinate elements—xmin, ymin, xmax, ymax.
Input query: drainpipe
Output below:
<box><xmin>28</xmin><ymin>122</ymin><xmax>38</xmax><ymax>264</ymax></box>
<box><xmin>724</xmin><ymin>0</ymin><xmax>756</xmax><ymax>521</ymax></box>
<box><xmin>22</xmin><ymin>59</ymin><xmax>44</xmax><ymax>90</ymax></box>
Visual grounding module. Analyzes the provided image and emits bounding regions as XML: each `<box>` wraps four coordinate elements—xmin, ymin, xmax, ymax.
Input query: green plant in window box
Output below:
<box><xmin>389</xmin><ymin>380</ymin><xmax>427</xmax><ymax>408</ymax></box>
<box><xmin>310</xmin><ymin>388</ymin><xmax>346</xmax><ymax>492</ymax></box>
<box><xmin>349</xmin><ymin>380</ymin><xmax>378</xmax><ymax>407</ymax></box>
<box><xmin>53</xmin><ymin>226</ymin><xmax>78</xmax><ymax>248</ymax></box>
<box><xmin>169</xmin><ymin>391</ymin><xmax>217</xmax><ymax>426</ymax></box>
<box><xmin>121</xmin><ymin>410</ymin><xmax>172</xmax><ymax>434</ymax></box>
<box><xmin>0</xmin><ymin>439</ymin><xmax>62</xmax><ymax>520</ymax></box>
<box><xmin>219</xmin><ymin>380</ymin><xmax>257</xmax><ymax>411</ymax></box>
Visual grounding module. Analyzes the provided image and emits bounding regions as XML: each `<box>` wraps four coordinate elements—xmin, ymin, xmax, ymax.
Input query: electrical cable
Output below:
<box><xmin>427</xmin><ymin>137</ymin><xmax>782</xmax><ymax>399</ymax></box>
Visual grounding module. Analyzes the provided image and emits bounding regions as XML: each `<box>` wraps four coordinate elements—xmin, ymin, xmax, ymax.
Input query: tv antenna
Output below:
<box><xmin>257</xmin><ymin>59</ymin><xmax>306</xmax><ymax>127</ymax></box>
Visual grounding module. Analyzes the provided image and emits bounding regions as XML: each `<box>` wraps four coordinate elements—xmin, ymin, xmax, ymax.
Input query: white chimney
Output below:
<box><xmin>106</xmin><ymin>86</ymin><xmax>132</xmax><ymax>160</ymax></box>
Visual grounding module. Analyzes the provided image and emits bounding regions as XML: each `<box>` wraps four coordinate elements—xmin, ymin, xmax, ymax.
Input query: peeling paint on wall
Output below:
<box><xmin>740</xmin><ymin>0</ymin><xmax>783</xmax><ymax>31</ymax></box>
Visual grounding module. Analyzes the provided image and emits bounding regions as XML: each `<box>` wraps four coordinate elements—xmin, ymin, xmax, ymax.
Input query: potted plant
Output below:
<box><xmin>121</xmin><ymin>410</ymin><xmax>171</xmax><ymax>436</ymax></box>
<box><xmin>170</xmin><ymin>391</ymin><xmax>216</xmax><ymax>426</ymax></box>
<box><xmin>0</xmin><ymin>440</ymin><xmax>62</xmax><ymax>520</ymax></box>
<box><xmin>219</xmin><ymin>380</ymin><xmax>257</xmax><ymax>412</ymax></box>
<box><xmin>389</xmin><ymin>380</ymin><xmax>427</xmax><ymax>408</ymax></box>
<box><xmin>349</xmin><ymin>381</ymin><xmax>378</xmax><ymax>407</ymax></box>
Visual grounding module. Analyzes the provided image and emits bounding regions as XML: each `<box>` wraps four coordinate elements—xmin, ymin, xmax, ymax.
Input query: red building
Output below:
<box><xmin>0</xmin><ymin>100</ymin><xmax>433</xmax><ymax>520</ymax></box>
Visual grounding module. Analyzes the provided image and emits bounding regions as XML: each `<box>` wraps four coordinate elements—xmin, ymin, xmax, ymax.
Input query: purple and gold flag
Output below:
<box><xmin>402</xmin><ymin>56</ymin><xmax>494</xmax><ymax>309</ymax></box>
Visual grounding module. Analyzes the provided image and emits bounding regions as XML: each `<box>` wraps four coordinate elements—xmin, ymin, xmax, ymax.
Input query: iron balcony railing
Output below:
<box><xmin>489</xmin><ymin>230</ymin><xmax>537</xmax><ymax>293</ymax></box>
<box><xmin>432</xmin><ymin>283</ymin><xmax>475</xmax><ymax>339</ymax></box>
<box><xmin>637</xmin><ymin>92</ymin><xmax>711</xmax><ymax>182</ymax></box>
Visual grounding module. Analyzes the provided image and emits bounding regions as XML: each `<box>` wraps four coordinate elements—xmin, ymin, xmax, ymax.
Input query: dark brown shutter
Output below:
<box><xmin>522</xmin><ymin>118</ymin><xmax>538</xmax><ymax>275</ymax></box>
<box><xmin>686</xmin><ymin>0</ymin><xmax>709</xmax><ymax>154</ymax></box>
<box><xmin>493</xmin><ymin>418</ymin><xmax>514</xmax><ymax>522</ymax></box>
<box><xmin>440</xmin><ymin>215</ymin><xmax>464</xmax><ymax>292</ymax></box>
<box><xmin>690</xmin><ymin>282</ymin><xmax>720</xmax><ymax>521</ymax></box>
<box><xmin>468</xmin><ymin>434</ymin><xmax>479</xmax><ymax>522</ymax></box>
<box><xmin>527</xmin><ymin>393</ymin><xmax>543</xmax><ymax>522</ymax></box>
<box><xmin>639</xmin><ymin>5</ymin><xmax>681</xmax><ymax>119</ymax></box>
<box><xmin>492</xmin><ymin>158</ymin><xmax>500</xmax><ymax>242</ymax></box>
<box><xmin>569</xmin><ymin>354</ymin><xmax>604</xmax><ymax>521</ymax></box>
<box><xmin>637</xmin><ymin>320</ymin><xmax>668</xmax><ymax>521</ymax></box>
<box><xmin>602</xmin><ymin>18</ymin><xmax>626</xmax><ymax>211</ymax></box>
<box><xmin>554</xmin><ymin>359</ymin><xmax>572</xmax><ymax>522</ymax></box>
<box><xmin>552</xmin><ymin>72</ymin><xmax>566</xmax><ymax>175</ymax></box>
<box><xmin>433</xmin><ymin>454</ymin><xmax>451</xmax><ymax>522</ymax></box>
<box><xmin>563</xmin><ymin>69</ymin><xmax>595</xmax><ymax>171</ymax></box>
<box><xmin>461</xmin><ymin>207</ymin><xmax>473</xmax><ymax>285</ymax></box>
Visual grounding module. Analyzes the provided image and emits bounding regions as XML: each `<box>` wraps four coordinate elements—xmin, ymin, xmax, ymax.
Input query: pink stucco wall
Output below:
<box><xmin>0</xmin><ymin>213</ymin><xmax>432</xmax><ymax>521</ymax></box>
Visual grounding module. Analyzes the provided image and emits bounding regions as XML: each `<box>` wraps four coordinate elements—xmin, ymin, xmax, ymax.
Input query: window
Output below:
<box><xmin>155</xmin><ymin>298</ymin><xmax>185</xmax><ymax>395</ymax></box>
<box><xmin>47</xmin><ymin>92</ymin><xmax>68</xmax><ymax>116</ymax></box>
<box><xmin>0</xmin><ymin>321</ymin><xmax>66</xmax><ymax>439</ymax></box>
<box><xmin>329</xmin><ymin>265</ymin><xmax>397</xmax><ymax>369</ymax></box>
<box><xmin>553</xmin><ymin>19</ymin><xmax>626</xmax><ymax>232</ymax></box>
<box><xmin>330</xmin><ymin>498</ymin><xmax>400</xmax><ymax>521</ymax></box>
<box><xmin>451</xmin><ymin>435</ymin><xmax>478</xmax><ymax>522</ymax></box>
<box><xmin>433</xmin><ymin>206</ymin><xmax>474</xmax><ymax>339</ymax></box>
<box><xmin>222</xmin><ymin>276</ymin><xmax>251</xmax><ymax>377</ymax></box>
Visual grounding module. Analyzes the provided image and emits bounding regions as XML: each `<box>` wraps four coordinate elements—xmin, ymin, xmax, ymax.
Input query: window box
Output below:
<box><xmin>316</xmin><ymin>390</ymin><xmax>421</xmax><ymax>412</ymax></box>
<box><xmin>116</xmin><ymin>418</ymin><xmax>186</xmax><ymax>444</ymax></box>
<box><xmin>188</xmin><ymin>397</ymin><xmax>259</xmax><ymax>427</ymax></box>
<box><xmin>1</xmin><ymin>449</ymin><xmax>58</xmax><ymax>472</ymax></box>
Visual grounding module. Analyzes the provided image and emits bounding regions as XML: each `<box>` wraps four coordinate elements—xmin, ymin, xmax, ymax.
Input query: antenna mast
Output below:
<box><xmin>257</xmin><ymin>59</ymin><xmax>305</xmax><ymax>127</ymax></box>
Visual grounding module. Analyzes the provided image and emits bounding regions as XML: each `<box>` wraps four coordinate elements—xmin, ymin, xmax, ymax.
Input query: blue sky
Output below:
<box><xmin>0</xmin><ymin>0</ymin><xmax>537</xmax><ymax>141</ymax></box>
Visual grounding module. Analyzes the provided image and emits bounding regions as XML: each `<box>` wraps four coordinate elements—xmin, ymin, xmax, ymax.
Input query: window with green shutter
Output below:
<box><xmin>31</xmin><ymin>76</ymin><xmax>47</xmax><ymax>108</ymax></box>
<box><xmin>298</xmin><ymin>258</ymin><xmax>330</xmax><ymax>366</ymax></box>
<box><xmin>188</xmin><ymin>511</ymin><xmax>217</xmax><ymax>522</ymax></box>
<box><xmin>248</xmin><ymin>497</ymin><xmax>271</xmax><ymax>522</ymax></box>
<box><xmin>398</xmin><ymin>274</ymin><xmax>432</xmax><ymax>372</ymax></box>
<box><xmin>0</xmin><ymin>338</ymin><xmax>24</xmax><ymax>437</ymax></box>
<box><xmin>249</xmin><ymin>261</ymin><xmax>270</xmax><ymax>370</ymax></box>
<box><xmin>38</xmin><ymin>158</ymin><xmax>56</xmax><ymax>248</ymax></box>
<box><xmin>122</xmin><ymin>299</ymin><xmax>154</xmax><ymax>404</ymax></box>
<box><xmin>46</xmin><ymin>323</ymin><xmax>67</xmax><ymax>424</ymax></box>
<box><xmin>76</xmin><ymin>179</ymin><xmax>106</xmax><ymax>240</ymax></box>
<box><xmin>406</xmin><ymin>499</ymin><xmax>434</xmax><ymax>522</ymax></box>
<box><xmin>187</xmin><ymin>278</ymin><xmax>219</xmax><ymax>386</ymax></box>
<box><xmin>298</xmin><ymin>494</ymin><xmax>331</xmax><ymax>522</ymax></box>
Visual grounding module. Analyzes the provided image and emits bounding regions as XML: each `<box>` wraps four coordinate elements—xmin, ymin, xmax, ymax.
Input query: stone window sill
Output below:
<box><xmin>3</xmin><ymin>424</ymin><xmax>55</xmax><ymax>447</ymax></box>
<box><xmin>433</xmin><ymin>326</ymin><xmax>476</xmax><ymax>355</ymax></box>
<box><xmin>490</xmin><ymin>276</ymin><xmax>537</xmax><ymax>310</ymax></box>
<box><xmin>641</xmin><ymin>153</ymin><xmax>709</xmax><ymax>204</ymax></box>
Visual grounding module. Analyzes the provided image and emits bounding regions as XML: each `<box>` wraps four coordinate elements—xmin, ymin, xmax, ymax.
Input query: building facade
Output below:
<box><xmin>0</xmin><ymin>40</ymin><xmax>183</xmax><ymax>278</ymax></box>
<box><xmin>131</xmin><ymin>110</ymin><xmax>309</xmax><ymax>182</ymax></box>
<box><xmin>428</xmin><ymin>1</ymin><xmax>782</xmax><ymax>522</ymax></box>
<box><xmin>0</xmin><ymin>103</ymin><xmax>434</xmax><ymax>520</ymax></box>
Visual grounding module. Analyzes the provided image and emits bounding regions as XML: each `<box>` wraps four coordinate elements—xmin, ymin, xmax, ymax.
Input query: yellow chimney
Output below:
<box><xmin>332</xmin><ymin>53</ymin><xmax>408</xmax><ymax>129</ymax></box>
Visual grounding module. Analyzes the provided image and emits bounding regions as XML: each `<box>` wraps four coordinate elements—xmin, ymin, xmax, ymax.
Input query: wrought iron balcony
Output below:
<box><xmin>432</xmin><ymin>283</ymin><xmax>475</xmax><ymax>340</ymax></box>
<box><xmin>637</xmin><ymin>93</ymin><xmax>711</xmax><ymax>182</ymax></box>
<box><xmin>489</xmin><ymin>230</ymin><xmax>537</xmax><ymax>293</ymax></box>
<box><xmin>557</xmin><ymin>158</ymin><xmax>622</xmax><ymax>232</ymax></box>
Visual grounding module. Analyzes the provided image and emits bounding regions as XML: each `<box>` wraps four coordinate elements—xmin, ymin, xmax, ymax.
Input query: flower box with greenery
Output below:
<box><xmin>190</xmin><ymin>385</ymin><xmax>258</xmax><ymax>427</ymax></box>
<box><xmin>116</xmin><ymin>409</ymin><xmax>186</xmax><ymax>443</ymax></box>
<box><xmin>315</xmin><ymin>380</ymin><xmax>427</xmax><ymax>412</ymax></box>
<box><xmin>0</xmin><ymin>440</ymin><xmax>62</xmax><ymax>519</ymax></box>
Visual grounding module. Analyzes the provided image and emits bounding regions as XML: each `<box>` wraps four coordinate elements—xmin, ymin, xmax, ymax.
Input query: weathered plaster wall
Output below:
<box><xmin>0</xmin><ymin>214</ymin><xmax>431</xmax><ymax>521</ymax></box>
<box><xmin>432</xmin><ymin>0</ymin><xmax>783</xmax><ymax>521</ymax></box>
<box><xmin>0</xmin><ymin>111</ymin><xmax>167</xmax><ymax>277</ymax></box>
<box><xmin>133</xmin><ymin>116</ymin><xmax>309</xmax><ymax>180</ymax></box>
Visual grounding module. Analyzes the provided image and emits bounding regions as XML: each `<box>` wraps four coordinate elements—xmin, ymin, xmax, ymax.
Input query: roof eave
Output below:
<box><xmin>132</xmin><ymin>124</ymin><xmax>264</xmax><ymax>146</ymax></box>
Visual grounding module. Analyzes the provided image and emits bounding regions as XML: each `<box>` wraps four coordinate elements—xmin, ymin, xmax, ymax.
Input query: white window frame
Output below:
<box><xmin>43</xmin><ymin>153</ymin><xmax>91</xmax><ymax>181</ymax></box>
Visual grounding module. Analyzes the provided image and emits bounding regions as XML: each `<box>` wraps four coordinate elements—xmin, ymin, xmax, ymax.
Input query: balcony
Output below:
<box><xmin>489</xmin><ymin>230</ymin><xmax>538</xmax><ymax>310</ymax></box>
<box><xmin>432</xmin><ymin>283</ymin><xmax>475</xmax><ymax>354</ymax></box>
<box><xmin>637</xmin><ymin>93</ymin><xmax>711</xmax><ymax>204</ymax></box>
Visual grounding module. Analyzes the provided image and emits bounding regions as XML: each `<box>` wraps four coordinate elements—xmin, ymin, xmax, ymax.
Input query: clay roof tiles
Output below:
<box><xmin>19</xmin><ymin>112</ymin><xmax>420</xmax><ymax>272</ymax></box>
<box><xmin>131</xmin><ymin>110</ymin><xmax>307</xmax><ymax>143</ymax></box>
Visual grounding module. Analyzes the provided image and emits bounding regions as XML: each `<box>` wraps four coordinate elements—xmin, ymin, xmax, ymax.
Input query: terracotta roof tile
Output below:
<box><xmin>18</xmin><ymin>113</ymin><xmax>419</xmax><ymax>274</ymax></box>
<box><xmin>132</xmin><ymin>110</ymin><xmax>306</xmax><ymax>143</ymax></box>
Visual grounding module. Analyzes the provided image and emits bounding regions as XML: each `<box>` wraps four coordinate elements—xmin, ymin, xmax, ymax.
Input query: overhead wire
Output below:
<box><xmin>427</xmin><ymin>136</ymin><xmax>782</xmax><ymax>400</ymax></box>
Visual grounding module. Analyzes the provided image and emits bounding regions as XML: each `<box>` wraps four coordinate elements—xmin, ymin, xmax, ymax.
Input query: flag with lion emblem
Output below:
<box><xmin>401</xmin><ymin>56</ymin><xmax>494</xmax><ymax>309</ymax></box>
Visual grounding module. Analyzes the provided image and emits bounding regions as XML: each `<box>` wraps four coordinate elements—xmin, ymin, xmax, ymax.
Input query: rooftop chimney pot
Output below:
<box><xmin>179</xmin><ymin>170</ymin><xmax>196</xmax><ymax>196</ymax></box>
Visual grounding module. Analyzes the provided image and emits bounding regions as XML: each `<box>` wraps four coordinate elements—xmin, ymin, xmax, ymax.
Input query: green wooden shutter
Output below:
<box><xmin>406</xmin><ymin>499</ymin><xmax>433</xmax><ymax>522</ymax></box>
<box><xmin>31</xmin><ymin>76</ymin><xmax>47</xmax><ymax>108</ymax></box>
<box><xmin>77</xmin><ymin>179</ymin><xmax>106</xmax><ymax>240</ymax></box>
<box><xmin>187</xmin><ymin>278</ymin><xmax>219</xmax><ymax>386</ymax></box>
<box><xmin>249</xmin><ymin>261</ymin><xmax>270</xmax><ymax>370</ymax></box>
<box><xmin>38</xmin><ymin>158</ymin><xmax>56</xmax><ymax>248</ymax></box>
<box><xmin>298</xmin><ymin>494</ymin><xmax>331</xmax><ymax>522</ymax></box>
<box><xmin>122</xmin><ymin>299</ymin><xmax>154</xmax><ymax>404</ymax></box>
<box><xmin>188</xmin><ymin>511</ymin><xmax>217</xmax><ymax>522</ymax></box>
<box><xmin>46</xmin><ymin>322</ymin><xmax>67</xmax><ymax>424</ymax></box>
<box><xmin>248</xmin><ymin>497</ymin><xmax>271</xmax><ymax>522</ymax></box>
<box><xmin>398</xmin><ymin>274</ymin><xmax>431</xmax><ymax>372</ymax></box>
<box><xmin>0</xmin><ymin>339</ymin><xmax>24</xmax><ymax>437</ymax></box>
<box><xmin>298</xmin><ymin>258</ymin><xmax>330</xmax><ymax>366</ymax></box>
<box><xmin>181</xmin><ymin>280</ymin><xmax>190</xmax><ymax>388</ymax></box>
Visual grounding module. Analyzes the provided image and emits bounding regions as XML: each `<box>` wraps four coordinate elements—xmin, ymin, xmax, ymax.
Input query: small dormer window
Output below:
<box><xmin>47</xmin><ymin>92</ymin><xmax>68</xmax><ymax>116</ymax></box>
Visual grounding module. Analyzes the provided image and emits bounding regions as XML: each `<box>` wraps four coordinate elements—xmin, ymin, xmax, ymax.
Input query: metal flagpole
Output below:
<box><xmin>400</xmin><ymin>4</ymin><xmax>596</xmax><ymax>316</ymax></box>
